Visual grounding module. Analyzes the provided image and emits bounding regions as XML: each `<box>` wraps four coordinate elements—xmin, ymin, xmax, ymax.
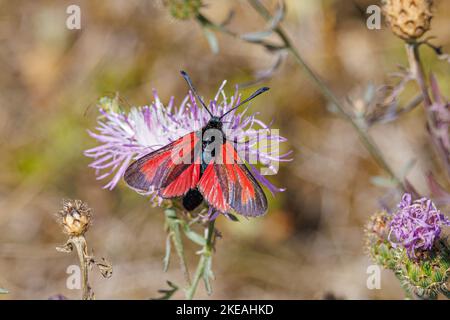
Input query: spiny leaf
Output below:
<box><xmin>95</xmin><ymin>257</ymin><xmax>113</xmax><ymax>278</ymax></box>
<box><xmin>432</xmin><ymin>270</ymin><xmax>443</xmax><ymax>283</ymax></box>
<box><xmin>153</xmin><ymin>281</ymin><xmax>179</xmax><ymax>300</ymax></box>
<box><xmin>422</xmin><ymin>262</ymin><xmax>432</xmax><ymax>277</ymax></box>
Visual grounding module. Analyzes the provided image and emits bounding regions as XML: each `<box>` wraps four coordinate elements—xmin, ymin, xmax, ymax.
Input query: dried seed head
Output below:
<box><xmin>58</xmin><ymin>199</ymin><xmax>92</xmax><ymax>236</ymax></box>
<box><xmin>382</xmin><ymin>0</ymin><xmax>433</xmax><ymax>41</ymax></box>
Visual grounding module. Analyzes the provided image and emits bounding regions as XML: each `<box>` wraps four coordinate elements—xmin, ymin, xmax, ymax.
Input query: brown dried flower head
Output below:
<box><xmin>382</xmin><ymin>0</ymin><xmax>433</xmax><ymax>41</ymax></box>
<box><xmin>58</xmin><ymin>199</ymin><xmax>92</xmax><ymax>236</ymax></box>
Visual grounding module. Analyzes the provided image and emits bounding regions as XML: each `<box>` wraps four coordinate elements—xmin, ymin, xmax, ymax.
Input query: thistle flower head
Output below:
<box><xmin>388</xmin><ymin>193</ymin><xmax>450</xmax><ymax>259</ymax></box>
<box><xmin>85</xmin><ymin>82</ymin><xmax>290</xmax><ymax>205</ymax></box>
<box><xmin>366</xmin><ymin>208</ymin><xmax>450</xmax><ymax>299</ymax></box>
<box><xmin>58</xmin><ymin>199</ymin><xmax>92</xmax><ymax>237</ymax></box>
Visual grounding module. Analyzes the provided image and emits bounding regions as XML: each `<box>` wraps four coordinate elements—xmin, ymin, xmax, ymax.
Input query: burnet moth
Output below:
<box><xmin>124</xmin><ymin>71</ymin><xmax>270</xmax><ymax>217</ymax></box>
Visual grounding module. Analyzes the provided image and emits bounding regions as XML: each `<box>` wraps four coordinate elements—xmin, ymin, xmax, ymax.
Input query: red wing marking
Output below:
<box><xmin>124</xmin><ymin>132</ymin><xmax>200</xmax><ymax>196</ymax></box>
<box><xmin>198</xmin><ymin>142</ymin><xmax>267</xmax><ymax>216</ymax></box>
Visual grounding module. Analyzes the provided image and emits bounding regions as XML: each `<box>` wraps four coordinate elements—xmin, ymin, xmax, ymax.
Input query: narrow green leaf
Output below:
<box><xmin>202</xmin><ymin>255</ymin><xmax>214</xmax><ymax>295</ymax></box>
<box><xmin>182</xmin><ymin>223</ymin><xmax>207</xmax><ymax>246</ymax></box>
<box><xmin>164</xmin><ymin>209</ymin><xmax>190</xmax><ymax>284</ymax></box>
<box><xmin>202</xmin><ymin>28</ymin><xmax>219</xmax><ymax>54</ymax></box>
<box><xmin>225</xmin><ymin>213</ymin><xmax>239</xmax><ymax>222</ymax></box>
<box><xmin>163</xmin><ymin>234</ymin><xmax>172</xmax><ymax>272</ymax></box>
<box><xmin>269</xmin><ymin>0</ymin><xmax>286</xmax><ymax>29</ymax></box>
<box><xmin>240</xmin><ymin>30</ymin><xmax>273</xmax><ymax>42</ymax></box>
<box><xmin>153</xmin><ymin>281</ymin><xmax>179</xmax><ymax>300</ymax></box>
<box><xmin>370</xmin><ymin>176</ymin><xmax>397</xmax><ymax>188</ymax></box>
<box><xmin>433</xmin><ymin>270</ymin><xmax>443</xmax><ymax>283</ymax></box>
<box><xmin>363</xmin><ymin>83</ymin><xmax>376</xmax><ymax>105</ymax></box>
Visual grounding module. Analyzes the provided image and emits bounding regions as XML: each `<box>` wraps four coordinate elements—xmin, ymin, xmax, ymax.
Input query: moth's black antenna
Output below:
<box><xmin>180</xmin><ymin>70</ymin><xmax>214</xmax><ymax>117</ymax></box>
<box><xmin>220</xmin><ymin>87</ymin><xmax>270</xmax><ymax>120</ymax></box>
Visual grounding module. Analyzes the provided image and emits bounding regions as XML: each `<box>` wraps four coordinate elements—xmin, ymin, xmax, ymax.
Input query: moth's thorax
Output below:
<box><xmin>200</xmin><ymin>117</ymin><xmax>226</xmax><ymax>172</ymax></box>
<box><xmin>201</xmin><ymin>117</ymin><xmax>226</xmax><ymax>144</ymax></box>
<box><xmin>203</xmin><ymin>117</ymin><xmax>223</xmax><ymax>132</ymax></box>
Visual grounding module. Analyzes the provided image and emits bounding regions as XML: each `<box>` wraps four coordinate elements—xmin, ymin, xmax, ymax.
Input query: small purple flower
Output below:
<box><xmin>388</xmin><ymin>193</ymin><xmax>450</xmax><ymax>259</ymax></box>
<box><xmin>85</xmin><ymin>81</ymin><xmax>291</xmax><ymax>201</ymax></box>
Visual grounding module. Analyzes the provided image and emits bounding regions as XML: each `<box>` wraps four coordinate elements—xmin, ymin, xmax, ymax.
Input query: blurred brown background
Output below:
<box><xmin>0</xmin><ymin>0</ymin><xmax>449</xmax><ymax>299</ymax></box>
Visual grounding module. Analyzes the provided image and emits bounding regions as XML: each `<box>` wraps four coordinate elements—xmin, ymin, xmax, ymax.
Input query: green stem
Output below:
<box><xmin>246</xmin><ymin>0</ymin><xmax>404</xmax><ymax>189</ymax></box>
<box><xmin>185</xmin><ymin>219</ymin><xmax>215</xmax><ymax>300</ymax></box>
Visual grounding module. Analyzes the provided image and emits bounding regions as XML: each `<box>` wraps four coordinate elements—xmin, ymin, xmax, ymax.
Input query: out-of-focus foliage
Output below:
<box><xmin>0</xmin><ymin>0</ymin><xmax>449</xmax><ymax>299</ymax></box>
<box><xmin>165</xmin><ymin>0</ymin><xmax>203</xmax><ymax>20</ymax></box>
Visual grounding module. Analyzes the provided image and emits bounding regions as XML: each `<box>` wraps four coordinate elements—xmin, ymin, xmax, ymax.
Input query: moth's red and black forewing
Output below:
<box><xmin>124</xmin><ymin>132</ymin><xmax>201</xmax><ymax>198</ymax></box>
<box><xmin>198</xmin><ymin>141</ymin><xmax>268</xmax><ymax>217</ymax></box>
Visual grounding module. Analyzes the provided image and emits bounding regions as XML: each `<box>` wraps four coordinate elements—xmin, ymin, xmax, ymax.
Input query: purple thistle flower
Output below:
<box><xmin>85</xmin><ymin>81</ymin><xmax>291</xmax><ymax>202</ymax></box>
<box><xmin>388</xmin><ymin>193</ymin><xmax>450</xmax><ymax>259</ymax></box>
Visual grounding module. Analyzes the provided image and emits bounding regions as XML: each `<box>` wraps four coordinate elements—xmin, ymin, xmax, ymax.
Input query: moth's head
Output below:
<box><xmin>206</xmin><ymin>117</ymin><xmax>223</xmax><ymax>130</ymax></box>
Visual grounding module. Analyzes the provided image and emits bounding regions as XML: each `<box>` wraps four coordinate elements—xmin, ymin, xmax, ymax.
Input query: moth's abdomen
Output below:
<box><xmin>182</xmin><ymin>188</ymin><xmax>204</xmax><ymax>211</ymax></box>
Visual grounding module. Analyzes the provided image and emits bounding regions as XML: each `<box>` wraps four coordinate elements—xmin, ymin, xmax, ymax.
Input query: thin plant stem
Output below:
<box><xmin>396</xmin><ymin>94</ymin><xmax>423</xmax><ymax>118</ymax></box>
<box><xmin>70</xmin><ymin>236</ymin><xmax>92</xmax><ymax>300</ymax></box>
<box><xmin>185</xmin><ymin>219</ymin><xmax>215</xmax><ymax>300</ymax></box>
<box><xmin>405</xmin><ymin>43</ymin><xmax>432</xmax><ymax>106</ymax></box>
<box><xmin>405</xmin><ymin>43</ymin><xmax>436</xmax><ymax>130</ymax></box>
<box><xmin>56</xmin><ymin>233</ymin><xmax>112</xmax><ymax>300</ymax></box>
<box><xmin>404</xmin><ymin>43</ymin><xmax>450</xmax><ymax>178</ymax></box>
